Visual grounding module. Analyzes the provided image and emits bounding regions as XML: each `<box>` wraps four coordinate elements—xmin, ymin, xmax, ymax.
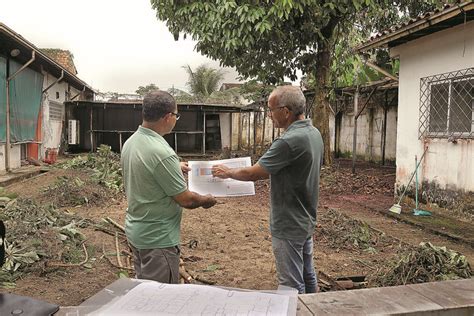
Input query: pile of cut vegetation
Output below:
<box><xmin>0</xmin><ymin>198</ymin><xmax>88</xmax><ymax>288</ymax></box>
<box><xmin>371</xmin><ymin>242</ymin><xmax>472</xmax><ymax>287</ymax></box>
<box><xmin>42</xmin><ymin>175</ymin><xmax>113</xmax><ymax>207</ymax></box>
<box><xmin>316</xmin><ymin>208</ymin><xmax>399</xmax><ymax>253</ymax></box>
<box><xmin>59</xmin><ymin>144</ymin><xmax>122</xmax><ymax>192</ymax></box>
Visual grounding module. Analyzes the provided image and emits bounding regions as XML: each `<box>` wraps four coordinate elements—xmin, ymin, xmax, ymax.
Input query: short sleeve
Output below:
<box><xmin>258</xmin><ymin>139</ymin><xmax>291</xmax><ymax>175</ymax></box>
<box><xmin>153</xmin><ymin>155</ymin><xmax>187</xmax><ymax>197</ymax></box>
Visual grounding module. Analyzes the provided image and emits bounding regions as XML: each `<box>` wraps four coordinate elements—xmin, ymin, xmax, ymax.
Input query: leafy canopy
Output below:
<box><xmin>152</xmin><ymin>0</ymin><xmax>378</xmax><ymax>84</ymax></box>
<box><xmin>135</xmin><ymin>83</ymin><xmax>159</xmax><ymax>96</ymax></box>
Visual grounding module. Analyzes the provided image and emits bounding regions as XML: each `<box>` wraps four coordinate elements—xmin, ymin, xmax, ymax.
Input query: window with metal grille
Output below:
<box><xmin>49</xmin><ymin>101</ymin><xmax>64</xmax><ymax>121</ymax></box>
<box><xmin>419</xmin><ymin>68</ymin><xmax>474</xmax><ymax>139</ymax></box>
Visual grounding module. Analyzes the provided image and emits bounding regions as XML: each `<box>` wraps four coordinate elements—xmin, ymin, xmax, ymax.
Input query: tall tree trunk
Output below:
<box><xmin>312</xmin><ymin>15</ymin><xmax>339</xmax><ymax>166</ymax></box>
<box><xmin>313</xmin><ymin>38</ymin><xmax>332</xmax><ymax>165</ymax></box>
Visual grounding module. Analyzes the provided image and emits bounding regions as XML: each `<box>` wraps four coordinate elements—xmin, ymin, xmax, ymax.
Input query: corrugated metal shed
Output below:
<box><xmin>65</xmin><ymin>100</ymin><xmax>252</xmax><ymax>154</ymax></box>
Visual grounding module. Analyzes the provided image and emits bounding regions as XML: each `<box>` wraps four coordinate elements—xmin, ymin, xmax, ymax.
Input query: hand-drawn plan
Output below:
<box><xmin>188</xmin><ymin>157</ymin><xmax>255</xmax><ymax>197</ymax></box>
<box><xmin>90</xmin><ymin>282</ymin><xmax>290</xmax><ymax>316</ymax></box>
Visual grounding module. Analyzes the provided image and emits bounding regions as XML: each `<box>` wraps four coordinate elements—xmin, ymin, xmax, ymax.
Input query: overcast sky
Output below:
<box><xmin>0</xmin><ymin>0</ymin><xmax>241</xmax><ymax>94</ymax></box>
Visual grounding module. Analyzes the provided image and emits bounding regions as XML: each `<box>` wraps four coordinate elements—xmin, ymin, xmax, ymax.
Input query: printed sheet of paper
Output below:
<box><xmin>90</xmin><ymin>282</ymin><xmax>290</xmax><ymax>316</ymax></box>
<box><xmin>188</xmin><ymin>157</ymin><xmax>255</xmax><ymax>197</ymax></box>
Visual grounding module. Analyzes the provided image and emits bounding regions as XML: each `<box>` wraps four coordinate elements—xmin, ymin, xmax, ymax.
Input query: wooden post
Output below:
<box><xmin>253</xmin><ymin>110</ymin><xmax>258</xmax><ymax>155</ymax></box>
<box><xmin>247</xmin><ymin>113</ymin><xmax>251</xmax><ymax>155</ymax></box>
<box><xmin>174</xmin><ymin>132</ymin><xmax>178</xmax><ymax>153</ymax></box>
<box><xmin>5</xmin><ymin>79</ymin><xmax>11</xmax><ymax>171</ymax></box>
<box><xmin>261</xmin><ymin>109</ymin><xmax>267</xmax><ymax>152</ymax></box>
<box><xmin>229</xmin><ymin>113</ymin><xmax>233</xmax><ymax>152</ymax></box>
<box><xmin>352</xmin><ymin>88</ymin><xmax>359</xmax><ymax>174</ymax></box>
<box><xmin>382</xmin><ymin>91</ymin><xmax>388</xmax><ymax>166</ymax></box>
<box><xmin>202</xmin><ymin>111</ymin><xmax>206</xmax><ymax>155</ymax></box>
<box><xmin>238</xmin><ymin>112</ymin><xmax>242</xmax><ymax>150</ymax></box>
<box><xmin>89</xmin><ymin>106</ymin><xmax>94</xmax><ymax>152</ymax></box>
<box><xmin>119</xmin><ymin>133</ymin><xmax>123</xmax><ymax>153</ymax></box>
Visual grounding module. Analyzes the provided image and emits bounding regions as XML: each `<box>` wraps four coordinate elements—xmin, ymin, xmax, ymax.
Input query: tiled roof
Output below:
<box><xmin>41</xmin><ymin>48</ymin><xmax>78</xmax><ymax>74</ymax></box>
<box><xmin>357</xmin><ymin>1</ymin><xmax>474</xmax><ymax>52</ymax></box>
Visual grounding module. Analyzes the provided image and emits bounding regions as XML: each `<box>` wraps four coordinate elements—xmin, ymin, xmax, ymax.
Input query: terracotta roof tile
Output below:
<box><xmin>40</xmin><ymin>48</ymin><xmax>78</xmax><ymax>74</ymax></box>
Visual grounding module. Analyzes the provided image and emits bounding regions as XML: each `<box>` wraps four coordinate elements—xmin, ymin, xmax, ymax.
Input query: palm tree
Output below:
<box><xmin>183</xmin><ymin>64</ymin><xmax>225</xmax><ymax>98</ymax></box>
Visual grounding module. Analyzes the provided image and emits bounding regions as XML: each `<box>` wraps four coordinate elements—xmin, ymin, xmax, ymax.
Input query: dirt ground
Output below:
<box><xmin>1</xmin><ymin>158</ymin><xmax>473</xmax><ymax>306</ymax></box>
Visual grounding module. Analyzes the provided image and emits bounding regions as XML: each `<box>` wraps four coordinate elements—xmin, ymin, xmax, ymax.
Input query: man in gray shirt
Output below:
<box><xmin>212</xmin><ymin>85</ymin><xmax>323</xmax><ymax>293</ymax></box>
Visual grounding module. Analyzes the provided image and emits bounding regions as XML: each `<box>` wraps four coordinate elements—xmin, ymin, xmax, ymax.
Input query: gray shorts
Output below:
<box><xmin>130</xmin><ymin>244</ymin><xmax>180</xmax><ymax>284</ymax></box>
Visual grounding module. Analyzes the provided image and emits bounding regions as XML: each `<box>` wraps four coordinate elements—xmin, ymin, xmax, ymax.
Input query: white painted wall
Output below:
<box><xmin>391</xmin><ymin>21</ymin><xmax>474</xmax><ymax>192</ymax></box>
<box><xmin>0</xmin><ymin>145</ymin><xmax>21</xmax><ymax>173</ymax></box>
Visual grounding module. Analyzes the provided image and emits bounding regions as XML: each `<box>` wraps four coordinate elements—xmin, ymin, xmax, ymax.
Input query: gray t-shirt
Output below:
<box><xmin>258</xmin><ymin>119</ymin><xmax>323</xmax><ymax>240</ymax></box>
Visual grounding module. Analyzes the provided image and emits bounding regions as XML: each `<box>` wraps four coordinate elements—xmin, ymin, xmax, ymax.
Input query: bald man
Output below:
<box><xmin>212</xmin><ymin>86</ymin><xmax>324</xmax><ymax>294</ymax></box>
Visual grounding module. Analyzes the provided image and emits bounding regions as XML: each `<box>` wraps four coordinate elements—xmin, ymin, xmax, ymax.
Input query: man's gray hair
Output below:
<box><xmin>142</xmin><ymin>91</ymin><xmax>176</xmax><ymax>122</ymax></box>
<box><xmin>271</xmin><ymin>86</ymin><xmax>306</xmax><ymax>116</ymax></box>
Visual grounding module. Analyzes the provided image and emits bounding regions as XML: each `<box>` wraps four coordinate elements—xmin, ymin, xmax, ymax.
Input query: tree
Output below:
<box><xmin>152</xmin><ymin>0</ymin><xmax>451</xmax><ymax>164</ymax></box>
<box><xmin>135</xmin><ymin>83</ymin><xmax>159</xmax><ymax>96</ymax></box>
<box><xmin>183</xmin><ymin>64</ymin><xmax>225</xmax><ymax>99</ymax></box>
<box><xmin>152</xmin><ymin>1</ymin><xmax>374</xmax><ymax>164</ymax></box>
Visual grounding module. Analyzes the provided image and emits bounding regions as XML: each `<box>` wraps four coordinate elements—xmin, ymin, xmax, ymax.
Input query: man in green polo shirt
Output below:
<box><xmin>212</xmin><ymin>85</ymin><xmax>323</xmax><ymax>294</ymax></box>
<box><xmin>121</xmin><ymin>91</ymin><xmax>216</xmax><ymax>284</ymax></box>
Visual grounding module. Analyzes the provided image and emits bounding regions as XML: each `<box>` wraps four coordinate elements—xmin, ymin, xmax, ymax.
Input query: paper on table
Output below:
<box><xmin>188</xmin><ymin>157</ymin><xmax>255</xmax><ymax>197</ymax></box>
<box><xmin>90</xmin><ymin>282</ymin><xmax>290</xmax><ymax>316</ymax></box>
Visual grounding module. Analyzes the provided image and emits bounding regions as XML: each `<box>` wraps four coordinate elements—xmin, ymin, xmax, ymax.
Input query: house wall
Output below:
<box><xmin>41</xmin><ymin>72</ymin><xmax>80</xmax><ymax>158</ymax></box>
<box><xmin>1</xmin><ymin>67</ymin><xmax>80</xmax><ymax>172</ymax></box>
<box><xmin>0</xmin><ymin>145</ymin><xmax>21</xmax><ymax>171</ymax></box>
<box><xmin>391</xmin><ymin>21</ymin><xmax>474</xmax><ymax>192</ymax></box>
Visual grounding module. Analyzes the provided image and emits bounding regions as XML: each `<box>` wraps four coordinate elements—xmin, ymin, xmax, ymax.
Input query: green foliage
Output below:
<box><xmin>0</xmin><ymin>198</ymin><xmax>87</xmax><ymax>287</ymax></box>
<box><xmin>183</xmin><ymin>64</ymin><xmax>225</xmax><ymax>98</ymax></box>
<box><xmin>153</xmin><ymin>0</ymin><xmax>452</xmax><ymax>86</ymax></box>
<box><xmin>135</xmin><ymin>83</ymin><xmax>159</xmax><ymax>96</ymax></box>
<box><xmin>0</xmin><ymin>187</ymin><xmax>18</xmax><ymax>199</ymax></box>
<box><xmin>59</xmin><ymin>145</ymin><xmax>123</xmax><ymax>192</ymax></box>
<box><xmin>152</xmin><ymin>0</ymin><xmax>376</xmax><ymax>83</ymax></box>
<box><xmin>239</xmin><ymin>80</ymin><xmax>275</xmax><ymax>105</ymax></box>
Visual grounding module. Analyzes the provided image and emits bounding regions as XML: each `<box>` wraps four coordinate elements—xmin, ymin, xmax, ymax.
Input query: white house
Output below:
<box><xmin>0</xmin><ymin>23</ymin><xmax>94</xmax><ymax>172</ymax></box>
<box><xmin>357</xmin><ymin>2</ymin><xmax>474</xmax><ymax>206</ymax></box>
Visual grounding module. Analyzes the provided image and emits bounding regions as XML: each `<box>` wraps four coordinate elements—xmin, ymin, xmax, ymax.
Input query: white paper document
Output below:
<box><xmin>90</xmin><ymin>282</ymin><xmax>290</xmax><ymax>316</ymax></box>
<box><xmin>188</xmin><ymin>157</ymin><xmax>255</xmax><ymax>197</ymax></box>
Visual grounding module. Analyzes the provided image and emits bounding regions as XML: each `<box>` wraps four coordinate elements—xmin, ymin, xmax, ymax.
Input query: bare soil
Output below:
<box><xmin>1</xmin><ymin>159</ymin><xmax>473</xmax><ymax>306</ymax></box>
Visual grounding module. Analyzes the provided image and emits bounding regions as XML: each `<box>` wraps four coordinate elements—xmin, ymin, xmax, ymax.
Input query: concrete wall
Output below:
<box><xmin>219</xmin><ymin>113</ymin><xmax>231</xmax><ymax>149</ymax></box>
<box><xmin>391</xmin><ymin>21</ymin><xmax>474</xmax><ymax>192</ymax></box>
<box><xmin>334</xmin><ymin>105</ymin><xmax>397</xmax><ymax>162</ymax></box>
<box><xmin>0</xmin><ymin>145</ymin><xmax>21</xmax><ymax>172</ymax></box>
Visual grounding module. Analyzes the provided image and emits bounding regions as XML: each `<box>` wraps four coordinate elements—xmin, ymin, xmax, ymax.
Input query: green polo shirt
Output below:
<box><xmin>258</xmin><ymin>119</ymin><xmax>323</xmax><ymax>240</ymax></box>
<box><xmin>121</xmin><ymin>126</ymin><xmax>187</xmax><ymax>249</ymax></box>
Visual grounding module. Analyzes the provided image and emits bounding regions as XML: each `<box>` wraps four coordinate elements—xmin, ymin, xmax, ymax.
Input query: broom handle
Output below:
<box><xmin>397</xmin><ymin>146</ymin><xmax>428</xmax><ymax>205</ymax></box>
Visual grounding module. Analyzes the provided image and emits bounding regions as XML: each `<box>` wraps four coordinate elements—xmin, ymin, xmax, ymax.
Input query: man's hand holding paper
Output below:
<box><xmin>188</xmin><ymin>157</ymin><xmax>255</xmax><ymax>197</ymax></box>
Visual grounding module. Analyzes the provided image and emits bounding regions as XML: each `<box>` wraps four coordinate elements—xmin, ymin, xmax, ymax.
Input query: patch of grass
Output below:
<box><xmin>0</xmin><ymin>187</ymin><xmax>18</xmax><ymax>199</ymax></box>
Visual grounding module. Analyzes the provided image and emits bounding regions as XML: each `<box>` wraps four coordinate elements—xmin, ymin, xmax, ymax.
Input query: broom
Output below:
<box><xmin>389</xmin><ymin>146</ymin><xmax>428</xmax><ymax>214</ymax></box>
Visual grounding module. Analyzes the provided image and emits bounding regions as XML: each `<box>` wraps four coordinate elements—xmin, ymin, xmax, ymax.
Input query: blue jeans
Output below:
<box><xmin>272</xmin><ymin>236</ymin><xmax>317</xmax><ymax>294</ymax></box>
